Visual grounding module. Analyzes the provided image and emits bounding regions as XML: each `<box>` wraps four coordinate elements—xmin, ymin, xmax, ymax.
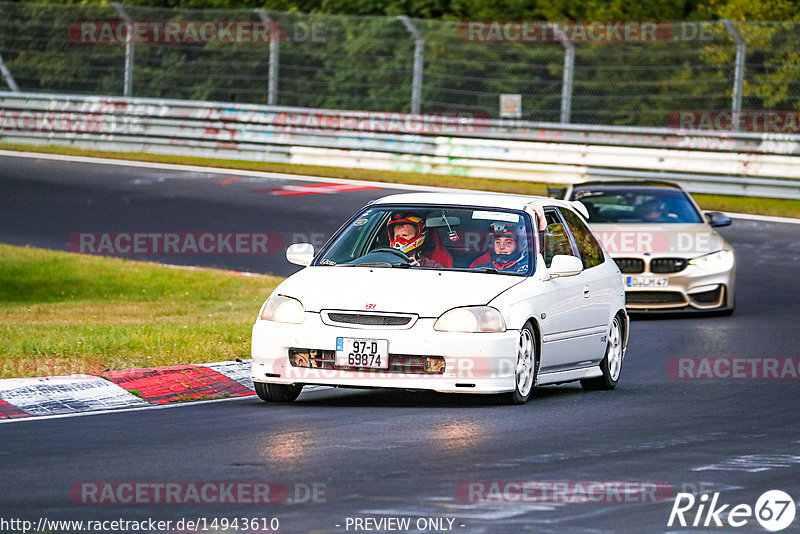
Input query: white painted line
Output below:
<box><xmin>0</xmin><ymin>381</ymin><xmax>334</xmax><ymax>425</ymax></box>
<box><xmin>0</xmin><ymin>392</ymin><xmax>253</xmax><ymax>424</ymax></box>
<box><xmin>724</xmin><ymin>212</ymin><xmax>800</xmax><ymax>225</ymax></box>
<box><xmin>202</xmin><ymin>360</ymin><xmax>254</xmax><ymax>390</ymax></box>
<box><xmin>0</xmin><ymin>375</ymin><xmax>147</xmax><ymax>416</ymax></box>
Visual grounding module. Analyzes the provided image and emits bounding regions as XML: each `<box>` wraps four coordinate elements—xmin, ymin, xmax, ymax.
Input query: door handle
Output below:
<box><xmin>583</xmin><ymin>285</ymin><xmax>590</xmax><ymax>298</ymax></box>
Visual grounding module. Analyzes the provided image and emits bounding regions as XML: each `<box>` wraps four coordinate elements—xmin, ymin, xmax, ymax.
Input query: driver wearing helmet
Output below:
<box><xmin>472</xmin><ymin>221</ymin><xmax>529</xmax><ymax>273</ymax></box>
<box><xmin>387</xmin><ymin>214</ymin><xmax>444</xmax><ymax>268</ymax></box>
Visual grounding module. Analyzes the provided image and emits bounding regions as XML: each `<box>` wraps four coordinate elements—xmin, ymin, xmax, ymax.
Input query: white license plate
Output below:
<box><xmin>626</xmin><ymin>276</ymin><xmax>669</xmax><ymax>288</ymax></box>
<box><xmin>335</xmin><ymin>337</ymin><xmax>389</xmax><ymax>369</ymax></box>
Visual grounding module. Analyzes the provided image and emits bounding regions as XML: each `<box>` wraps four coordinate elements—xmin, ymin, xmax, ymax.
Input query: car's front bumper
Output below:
<box><xmin>251</xmin><ymin>313</ymin><xmax>520</xmax><ymax>394</ymax></box>
<box><xmin>620</xmin><ymin>264</ymin><xmax>735</xmax><ymax>311</ymax></box>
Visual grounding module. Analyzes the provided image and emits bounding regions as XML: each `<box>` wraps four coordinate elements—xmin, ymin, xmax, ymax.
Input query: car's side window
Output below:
<box><xmin>541</xmin><ymin>209</ymin><xmax>576</xmax><ymax>268</ymax></box>
<box><xmin>561</xmin><ymin>208</ymin><xmax>606</xmax><ymax>269</ymax></box>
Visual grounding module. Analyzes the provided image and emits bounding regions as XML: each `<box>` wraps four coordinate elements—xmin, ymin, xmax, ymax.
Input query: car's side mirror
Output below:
<box><xmin>705</xmin><ymin>212</ymin><xmax>732</xmax><ymax>228</ymax></box>
<box><xmin>547</xmin><ymin>255</ymin><xmax>583</xmax><ymax>279</ymax></box>
<box><xmin>286</xmin><ymin>243</ymin><xmax>314</xmax><ymax>266</ymax></box>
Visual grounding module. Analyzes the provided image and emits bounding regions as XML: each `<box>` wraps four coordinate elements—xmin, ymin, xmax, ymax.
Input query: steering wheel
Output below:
<box><xmin>370</xmin><ymin>247</ymin><xmax>411</xmax><ymax>262</ymax></box>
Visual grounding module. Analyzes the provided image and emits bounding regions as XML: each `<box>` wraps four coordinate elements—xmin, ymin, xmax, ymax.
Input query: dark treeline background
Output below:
<box><xmin>8</xmin><ymin>0</ymin><xmax>800</xmax><ymax>21</ymax></box>
<box><xmin>1</xmin><ymin>0</ymin><xmax>799</xmax><ymax>125</ymax></box>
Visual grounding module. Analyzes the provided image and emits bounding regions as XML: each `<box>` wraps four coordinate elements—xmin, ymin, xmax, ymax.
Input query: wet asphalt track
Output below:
<box><xmin>1</xmin><ymin>153</ymin><xmax>799</xmax><ymax>533</ymax></box>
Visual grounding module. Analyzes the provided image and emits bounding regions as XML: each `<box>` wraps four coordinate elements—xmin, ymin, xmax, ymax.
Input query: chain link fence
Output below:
<box><xmin>1</xmin><ymin>2</ymin><xmax>800</xmax><ymax>127</ymax></box>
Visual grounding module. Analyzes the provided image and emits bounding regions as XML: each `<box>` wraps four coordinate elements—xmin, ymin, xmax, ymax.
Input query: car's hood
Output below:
<box><xmin>273</xmin><ymin>266</ymin><xmax>525</xmax><ymax>317</ymax></box>
<box><xmin>588</xmin><ymin>223</ymin><xmax>729</xmax><ymax>256</ymax></box>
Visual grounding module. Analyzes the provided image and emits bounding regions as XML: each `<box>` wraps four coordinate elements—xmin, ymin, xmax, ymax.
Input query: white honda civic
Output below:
<box><xmin>251</xmin><ymin>192</ymin><xmax>629</xmax><ymax>404</ymax></box>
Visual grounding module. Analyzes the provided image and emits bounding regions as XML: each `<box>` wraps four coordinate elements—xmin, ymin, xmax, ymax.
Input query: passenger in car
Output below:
<box><xmin>470</xmin><ymin>222</ymin><xmax>529</xmax><ymax>274</ymax></box>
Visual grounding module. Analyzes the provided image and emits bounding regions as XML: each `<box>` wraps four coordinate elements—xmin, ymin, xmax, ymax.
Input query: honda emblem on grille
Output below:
<box><xmin>365</xmin><ymin>303</ymin><xmax>376</xmax><ymax>309</ymax></box>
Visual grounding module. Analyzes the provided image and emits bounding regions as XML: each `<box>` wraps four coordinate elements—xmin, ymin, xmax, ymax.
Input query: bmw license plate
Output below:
<box><xmin>335</xmin><ymin>337</ymin><xmax>389</xmax><ymax>369</ymax></box>
<box><xmin>626</xmin><ymin>276</ymin><xmax>669</xmax><ymax>288</ymax></box>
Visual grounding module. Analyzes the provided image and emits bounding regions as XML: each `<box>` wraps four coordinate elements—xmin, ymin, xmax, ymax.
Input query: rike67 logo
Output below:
<box><xmin>668</xmin><ymin>490</ymin><xmax>796</xmax><ymax>531</ymax></box>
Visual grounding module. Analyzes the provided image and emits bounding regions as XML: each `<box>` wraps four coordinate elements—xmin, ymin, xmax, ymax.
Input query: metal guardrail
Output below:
<box><xmin>2</xmin><ymin>91</ymin><xmax>800</xmax><ymax>199</ymax></box>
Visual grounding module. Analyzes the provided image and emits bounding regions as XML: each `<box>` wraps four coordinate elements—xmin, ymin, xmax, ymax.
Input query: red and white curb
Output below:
<box><xmin>0</xmin><ymin>360</ymin><xmax>256</xmax><ymax>420</ymax></box>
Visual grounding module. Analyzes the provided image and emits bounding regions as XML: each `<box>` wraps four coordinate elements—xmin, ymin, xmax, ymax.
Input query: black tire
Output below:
<box><xmin>254</xmin><ymin>382</ymin><xmax>303</xmax><ymax>402</ymax></box>
<box><xmin>501</xmin><ymin>322</ymin><xmax>539</xmax><ymax>405</ymax></box>
<box><xmin>581</xmin><ymin>315</ymin><xmax>624</xmax><ymax>391</ymax></box>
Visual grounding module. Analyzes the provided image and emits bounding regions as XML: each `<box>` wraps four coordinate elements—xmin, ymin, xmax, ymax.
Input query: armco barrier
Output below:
<box><xmin>2</xmin><ymin>91</ymin><xmax>800</xmax><ymax>199</ymax></box>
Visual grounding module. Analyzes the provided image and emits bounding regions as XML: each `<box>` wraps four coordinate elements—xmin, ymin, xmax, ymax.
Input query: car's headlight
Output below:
<box><xmin>260</xmin><ymin>295</ymin><xmax>306</xmax><ymax>324</ymax></box>
<box><xmin>688</xmin><ymin>250</ymin><xmax>734</xmax><ymax>271</ymax></box>
<box><xmin>434</xmin><ymin>306</ymin><xmax>506</xmax><ymax>333</ymax></box>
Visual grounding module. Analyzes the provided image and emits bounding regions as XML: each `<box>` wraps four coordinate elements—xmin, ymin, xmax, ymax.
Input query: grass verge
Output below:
<box><xmin>0</xmin><ymin>243</ymin><xmax>281</xmax><ymax>378</ymax></box>
<box><xmin>5</xmin><ymin>142</ymin><xmax>799</xmax><ymax>218</ymax></box>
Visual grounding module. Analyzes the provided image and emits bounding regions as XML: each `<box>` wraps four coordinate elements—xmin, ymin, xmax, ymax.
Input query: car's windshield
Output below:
<box><xmin>315</xmin><ymin>205</ymin><xmax>533</xmax><ymax>275</ymax></box>
<box><xmin>570</xmin><ymin>187</ymin><xmax>703</xmax><ymax>224</ymax></box>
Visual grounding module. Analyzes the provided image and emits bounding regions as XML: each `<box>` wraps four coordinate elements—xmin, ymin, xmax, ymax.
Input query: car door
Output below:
<box><xmin>537</xmin><ymin>208</ymin><xmax>597</xmax><ymax>373</ymax></box>
<box><xmin>560</xmin><ymin>207</ymin><xmax>615</xmax><ymax>366</ymax></box>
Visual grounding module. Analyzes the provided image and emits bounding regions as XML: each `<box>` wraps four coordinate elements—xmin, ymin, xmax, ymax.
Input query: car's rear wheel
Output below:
<box><xmin>503</xmin><ymin>322</ymin><xmax>538</xmax><ymax>405</ymax></box>
<box><xmin>581</xmin><ymin>315</ymin><xmax>623</xmax><ymax>391</ymax></box>
<box><xmin>254</xmin><ymin>382</ymin><xmax>303</xmax><ymax>402</ymax></box>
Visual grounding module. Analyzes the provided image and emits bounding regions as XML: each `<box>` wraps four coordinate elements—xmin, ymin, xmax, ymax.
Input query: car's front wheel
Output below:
<box><xmin>254</xmin><ymin>382</ymin><xmax>303</xmax><ymax>402</ymax></box>
<box><xmin>503</xmin><ymin>322</ymin><xmax>538</xmax><ymax>405</ymax></box>
<box><xmin>581</xmin><ymin>315</ymin><xmax>623</xmax><ymax>391</ymax></box>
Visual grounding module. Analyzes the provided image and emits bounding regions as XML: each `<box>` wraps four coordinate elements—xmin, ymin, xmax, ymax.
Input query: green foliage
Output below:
<box><xmin>2</xmin><ymin>1</ymin><xmax>800</xmax><ymax>125</ymax></box>
<box><xmin>0</xmin><ymin>243</ymin><xmax>280</xmax><ymax>376</ymax></box>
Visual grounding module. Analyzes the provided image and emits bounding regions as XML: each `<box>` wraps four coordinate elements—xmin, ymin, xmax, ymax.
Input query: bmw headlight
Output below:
<box><xmin>689</xmin><ymin>250</ymin><xmax>734</xmax><ymax>271</ymax></box>
<box><xmin>434</xmin><ymin>306</ymin><xmax>506</xmax><ymax>333</ymax></box>
<box><xmin>260</xmin><ymin>295</ymin><xmax>306</xmax><ymax>324</ymax></box>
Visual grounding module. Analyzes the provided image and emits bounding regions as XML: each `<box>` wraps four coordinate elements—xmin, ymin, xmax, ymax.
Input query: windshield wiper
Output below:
<box><xmin>447</xmin><ymin>267</ymin><xmax>523</xmax><ymax>275</ymax></box>
<box><xmin>436</xmin><ymin>267</ymin><xmax>500</xmax><ymax>274</ymax></box>
<box><xmin>355</xmin><ymin>262</ymin><xmax>394</xmax><ymax>268</ymax></box>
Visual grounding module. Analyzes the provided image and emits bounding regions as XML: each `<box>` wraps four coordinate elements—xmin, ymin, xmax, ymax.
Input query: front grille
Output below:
<box><xmin>625</xmin><ymin>291</ymin><xmax>686</xmax><ymax>305</ymax></box>
<box><xmin>288</xmin><ymin>348</ymin><xmax>445</xmax><ymax>375</ymax></box>
<box><xmin>650</xmin><ymin>258</ymin><xmax>688</xmax><ymax>274</ymax></box>
<box><xmin>326</xmin><ymin>312</ymin><xmax>411</xmax><ymax>326</ymax></box>
<box><xmin>615</xmin><ymin>258</ymin><xmax>645</xmax><ymax>274</ymax></box>
<box><xmin>689</xmin><ymin>286</ymin><xmax>723</xmax><ymax>305</ymax></box>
